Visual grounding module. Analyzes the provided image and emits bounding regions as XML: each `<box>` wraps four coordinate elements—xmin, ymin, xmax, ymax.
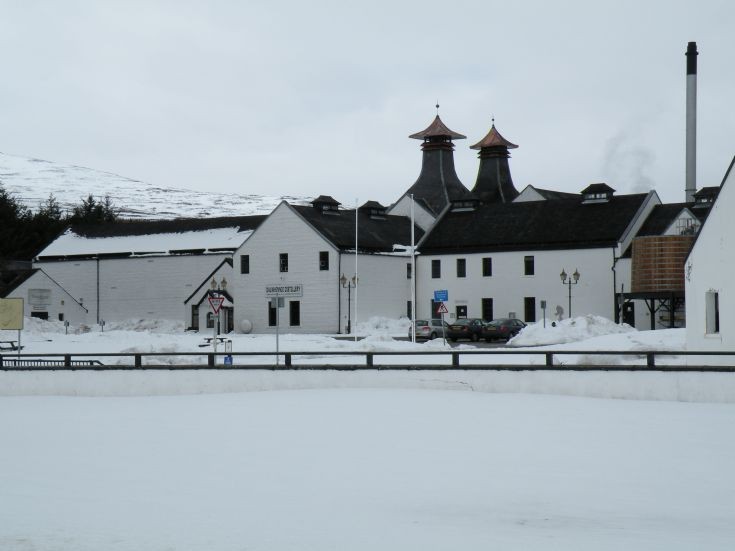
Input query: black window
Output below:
<box><xmin>524</xmin><ymin>297</ymin><xmax>536</xmax><ymax>323</ymax></box>
<box><xmin>58</xmin><ymin>313</ymin><xmax>64</xmax><ymax>322</ymax></box>
<box><xmin>268</xmin><ymin>301</ymin><xmax>277</xmax><ymax>326</ymax></box>
<box><xmin>406</xmin><ymin>300</ymin><xmax>412</xmax><ymax>318</ymax></box>
<box><xmin>456</xmin><ymin>258</ymin><xmax>466</xmax><ymax>278</ymax></box>
<box><xmin>481</xmin><ymin>298</ymin><xmax>493</xmax><ymax>321</ymax></box>
<box><xmin>191</xmin><ymin>305</ymin><xmax>199</xmax><ymax>330</ymax></box>
<box><xmin>240</xmin><ymin>254</ymin><xmax>250</xmax><ymax>274</ymax></box>
<box><xmin>319</xmin><ymin>251</ymin><xmax>329</xmax><ymax>271</ymax></box>
<box><xmin>206</xmin><ymin>312</ymin><xmax>215</xmax><ymax>328</ymax></box>
<box><xmin>431</xmin><ymin>259</ymin><xmax>441</xmax><ymax>279</ymax></box>
<box><xmin>406</xmin><ymin>263</ymin><xmax>412</xmax><ymax>279</ymax></box>
<box><xmin>524</xmin><ymin>256</ymin><xmax>535</xmax><ymax>276</ymax></box>
<box><xmin>482</xmin><ymin>257</ymin><xmax>492</xmax><ymax>277</ymax></box>
<box><xmin>279</xmin><ymin>253</ymin><xmax>288</xmax><ymax>273</ymax></box>
<box><xmin>289</xmin><ymin>300</ymin><xmax>300</xmax><ymax>326</ymax></box>
<box><xmin>456</xmin><ymin>305</ymin><xmax>468</xmax><ymax>319</ymax></box>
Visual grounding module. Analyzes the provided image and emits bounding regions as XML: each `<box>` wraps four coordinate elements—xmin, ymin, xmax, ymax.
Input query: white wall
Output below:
<box><xmin>233</xmin><ymin>203</ymin><xmax>340</xmax><ymax>334</ymax></box>
<box><xmin>416</xmin><ymin>248</ymin><xmax>619</xmax><ymax>322</ymax></box>
<box><xmin>233</xmin><ymin>203</ymin><xmax>414</xmax><ymax>334</ymax></box>
<box><xmin>34</xmin><ymin>253</ymin><xmax>231</xmax><ymax>324</ymax></box>
<box><xmin>5</xmin><ymin>270</ymin><xmax>88</xmax><ymax>325</ymax></box>
<box><xmin>686</xmin><ymin>166</ymin><xmax>734</xmax><ymax>353</ymax></box>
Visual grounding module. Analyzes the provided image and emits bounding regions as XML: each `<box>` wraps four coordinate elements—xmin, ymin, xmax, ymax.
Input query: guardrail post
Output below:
<box><xmin>285</xmin><ymin>353</ymin><xmax>292</xmax><ymax>367</ymax></box>
<box><xmin>646</xmin><ymin>353</ymin><xmax>655</xmax><ymax>369</ymax></box>
<box><xmin>545</xmin><ymin>353</ymin><xmax>554</xmax><ymax>367</ymax></box>
<box><xmin>366</xmin><ymin>353</ymin><xmax>373</xmax><ymax>367</ymax></box>
<box><xmin>135</xmin><ymin>354</ymin><xmax>142</xmax><ymax>368</ymax></box>
<box><xmin>64</xmin><ymin>354</ymin><xmax>71</xmax><ymax>368</ymax></box>
<box><xmin>208</xmin><ymin>353</ymin><xmax>215</xmax><ymax>367</ymax></box>
<box><xmin>452</xmin><ymin>352</ymin><xmax>459</xmax><ymax>367</ymax></box>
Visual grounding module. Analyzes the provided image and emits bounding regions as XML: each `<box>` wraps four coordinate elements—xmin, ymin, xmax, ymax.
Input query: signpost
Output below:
<box><xmin>433</xmin><ymin>289</ymin><xmax>448</xmax><ymax>303</ymax></box>
<box><xmin>266</xmin><ymin>284</ymin><xmax>301</xmax><ymax>366</ymax></box>
<box><xmin>436</xmin><ymin>301</ymin><xmax>449</xmax><ymax>345</ymax></box>
<box><xmin>0</xmin><ymin>298</ymin><xmax>24</xmax><ymax>360</ymax></box>
<box><xmin>540</xmin><ymin>300</ymin><xmax>547</xmax><ymax>328</ymax></box>
<box><xmin>208</xmin><ymin>294</ymin><xmax>225</xmax><ymax>358</ymax></box>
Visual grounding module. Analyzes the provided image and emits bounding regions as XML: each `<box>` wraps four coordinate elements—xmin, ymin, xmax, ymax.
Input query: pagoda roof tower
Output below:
<box><xmin>398</xmin><ymin>113</ymin><xmax>473</xmax><ymax>216</ymax></box>
<box><xmin>470</xmin><ymin>120</ymin><xmax>520</xmax><ymax>203</ymax></box>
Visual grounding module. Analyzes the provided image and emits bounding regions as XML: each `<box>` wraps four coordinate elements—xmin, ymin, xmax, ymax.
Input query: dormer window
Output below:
<box><xmin>580</xmin><ymin>183</ymin><xmax>615</xmax><ymax>203</ymax></box>
<box><xmin>311</xmin><ymin>195</ymin><xmax>341</xmax><ymax>214</ymax></box>
<box><xmin>693</xmin><ymin>187</ymin><xmax>719</xmax><ymax>207</ymax></box>
<box><xmin>358</xmin><ymin>200</ymin><xmax>387</xmax><ymax>218</ymax></box>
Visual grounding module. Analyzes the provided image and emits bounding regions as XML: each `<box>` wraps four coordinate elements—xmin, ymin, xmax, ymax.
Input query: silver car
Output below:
<box><xmin>409</xmin><ymin>319</ymin><xmax>448</xmax><ymax>340</ymax></box>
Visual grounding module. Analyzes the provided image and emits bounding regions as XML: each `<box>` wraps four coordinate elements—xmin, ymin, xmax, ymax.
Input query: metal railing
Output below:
<box><xmin>2</xmin><ymin>350</ymin><xmax>735</xmax><ymax>371</ymax></box>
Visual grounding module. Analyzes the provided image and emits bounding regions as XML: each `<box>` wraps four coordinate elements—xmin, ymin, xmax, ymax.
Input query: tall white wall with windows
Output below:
<box><xmin>232</xmin><ymin>203</ymin><xmax>340</xmax><ymax>334</ymax></box>
<box><xmin>416</xmin><ymin>248</ymin><xmax>620</xmax><ymax>323</ymax></box>
<box><xmin>232</xmin><ymin>203</ymin><xmax>414</xmax><ymax>334</ymax></box>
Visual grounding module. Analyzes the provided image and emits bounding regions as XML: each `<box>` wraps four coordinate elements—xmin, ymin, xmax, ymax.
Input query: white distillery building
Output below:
<box><xmin>0</xmin><ymin>268</ymin><xmax>88</xmax><ymax>324</ymax></box>
<box><xmin>397</xmin><ymin>117</ymin><xmax>661</xmax><ymax>326</ymax></box>
<box><xmin>29</xmin><ymin>216</ymin><xmax>264</xmax><ymax>325</ymax></box>
<box><xmin>416</xmin><ymin>185</ymin><xmax>659</xmax><ymax>324</ymax></box>
<box><xmin>685</xmin><ymin>157</ymin><xmax>735</xmax><ymax>352</ymax></box>
<box><xmin>232</xmin><ymin>197</ymin><xmax>419</xmax><ymax>334</ymax></box>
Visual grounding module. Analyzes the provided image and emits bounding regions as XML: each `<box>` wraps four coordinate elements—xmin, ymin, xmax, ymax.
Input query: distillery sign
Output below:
<box><xmin>265</xmin><ymin>284</ymin><xmax>303</xmax><ymax>298</ymax></box>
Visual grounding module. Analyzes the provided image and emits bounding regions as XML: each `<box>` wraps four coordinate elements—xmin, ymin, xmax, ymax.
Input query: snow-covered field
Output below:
<box><xmin>2</xmin><ymin>316</ymin><xmax>735</xmax><ymax>550</ymax></box>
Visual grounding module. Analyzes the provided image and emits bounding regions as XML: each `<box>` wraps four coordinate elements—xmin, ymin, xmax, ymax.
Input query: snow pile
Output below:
<box><xmin>509</xmin><ymin>315</ymin><xmax>636</xmax><ymax>347</ymax></box>
<box><xmin>104</xmin><ymin>318</ymin><xmax>185</xmax><ymax>333</ymax></box>
<box><xmin>354</xmin><ymin>316</ymin><xmax>411</xmax><ymax>336</ymax></box>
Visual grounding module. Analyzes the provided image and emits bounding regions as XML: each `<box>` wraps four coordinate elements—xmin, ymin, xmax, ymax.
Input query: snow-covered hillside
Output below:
<box><xmin>0</xmin><ymin>152</ymin><xmax>310</xmax><ymax>219</ymax></box>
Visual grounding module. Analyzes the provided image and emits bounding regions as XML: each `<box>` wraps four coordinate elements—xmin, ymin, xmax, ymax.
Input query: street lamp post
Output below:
<box><xmin>560</xmin><ymin>268</ymin><xmax>581</xmax><ymax>318</ymax></box>
<box><xmin>340</xmin><ymin>273</ymin><xmax>358</xmax><ymax>334</ymax></box>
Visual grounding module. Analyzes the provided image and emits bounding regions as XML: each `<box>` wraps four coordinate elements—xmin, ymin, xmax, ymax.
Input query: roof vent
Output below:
<box><xmin>311</xmin><ymin>195</ymin><xmax>341</xmax><ymax>213</ymax></box>
<box><xmin>692</xmin><ymin>186</ymin><xmax>719</xmax><ymax>207</ymax></box>
<box><xmin>580</xmin><ymin>183</ymin><xmax>615</xmax><ymax>203</ymax></box>
<box><xmin>358</xmin><ymin>200</ymin><xmax>387</xmax><ymax>218</ymax></box>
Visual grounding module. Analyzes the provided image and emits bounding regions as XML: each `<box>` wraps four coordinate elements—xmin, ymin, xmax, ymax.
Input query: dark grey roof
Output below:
<box><xmin>293</xmin><ymin>205</ymin><xmax>424</xmax><ymax>252</ymax></box>
<box><xmin>636</xmin><ymin>204</ymin><xmax>690</xmax><ymax>236</ymax></box>
<box><xmin>533</xmin><ymin>188</ymin><xmax>580</xmax><ymax>200</ymax></box>
<box><xmin>635</xmin><ymin>203</ymin><xmax>711</xmax><ymax>237</ymax></box>
<box><xmin>419</xmin><ymin>193</ymin><xmax>649</xmax><ymax>254</ymax></box>
<box><xmin>311</xmin><ymin>195</ymin><xmax>341</xmax><ymax>207</ymax></box>
<box><xmin>71</xmin><ymin>215</ymin><xmax>266</xmax><ymax>238</ymax></box>
<box><xmin>359</xmin><ymin>200</ymin><xmax>386</xmax><ymax>211</ymax></box>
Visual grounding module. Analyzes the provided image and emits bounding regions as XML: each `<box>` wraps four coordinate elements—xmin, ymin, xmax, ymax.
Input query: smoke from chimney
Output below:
<box><xmin>685</xmin><ymin>41</ymin><xmax>698</xmax><ymax>203</ymax></box>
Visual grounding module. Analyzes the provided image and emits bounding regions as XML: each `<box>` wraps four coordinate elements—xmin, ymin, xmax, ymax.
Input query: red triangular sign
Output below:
<box><xmin>208</xmin><ymin>295</ymin><xmax>225</xmax><ymax>314</ymax></box>
<box><xmin>437</xmin><ymin>302</ymin><xmax>449</xmax><ymax>314</ymax></box>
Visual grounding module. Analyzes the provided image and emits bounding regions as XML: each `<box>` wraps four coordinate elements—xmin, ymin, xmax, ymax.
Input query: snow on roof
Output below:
<box><xmin>37</xmin><ymin>227</ymin><xmax>252</xmax><ymax>258</ymax></box>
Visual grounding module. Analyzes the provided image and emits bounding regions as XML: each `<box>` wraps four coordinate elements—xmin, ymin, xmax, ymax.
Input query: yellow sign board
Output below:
<box><xmin>0</xmin><ymin>298</ymin><xmax>24</xmax><ymax>330</ymax></box>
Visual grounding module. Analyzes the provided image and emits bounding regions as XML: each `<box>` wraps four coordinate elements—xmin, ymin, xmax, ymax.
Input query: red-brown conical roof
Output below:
<box><xmin>470</xmin><ymin>124</ymin><xmax>518</xmax><ymax>150</ymax></box>
<box><xmin>409</xmin><ymin>115</ymin><xmax>466</xmax><ymax>140</ymax></box>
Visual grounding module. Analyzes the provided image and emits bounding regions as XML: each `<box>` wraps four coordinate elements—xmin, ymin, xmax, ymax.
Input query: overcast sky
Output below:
<box><xmin>1</xmin><ymin>0</ymin><xmax>733</xmax><ymax>206</ymax></box>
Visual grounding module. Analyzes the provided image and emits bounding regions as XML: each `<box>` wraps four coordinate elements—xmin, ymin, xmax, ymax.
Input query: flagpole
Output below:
<box><xmin>354</xmin><ymin>198</ymin><xmax>358</xmax><ymax>342</ymax></box>
<box><xmin>410</xmin><ymin>194</ymin><xmax>416</xmax><ymax>343</ymax></box>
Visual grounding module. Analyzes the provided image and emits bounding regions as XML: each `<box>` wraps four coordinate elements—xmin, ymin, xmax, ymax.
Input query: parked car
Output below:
<box><xmin>481</xmin><ymin>318</ymin><xmax>527</xmax><ymax>342</ymax></box>
<box><xmin>446</xmin><ymin>318</ymin><xmax>485</xmax><ymax>342</ymax></box>
<box><xmin>409</xmin><ymin>319</ymin><xmax>449</xmax><ymax>340</ymax></box>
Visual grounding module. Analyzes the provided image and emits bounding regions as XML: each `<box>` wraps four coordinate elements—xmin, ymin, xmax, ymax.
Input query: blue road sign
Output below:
<box><xmin>434</xmin><ymin>289</ymin><xmax>448</xmax><ymax>302</ymax></box>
